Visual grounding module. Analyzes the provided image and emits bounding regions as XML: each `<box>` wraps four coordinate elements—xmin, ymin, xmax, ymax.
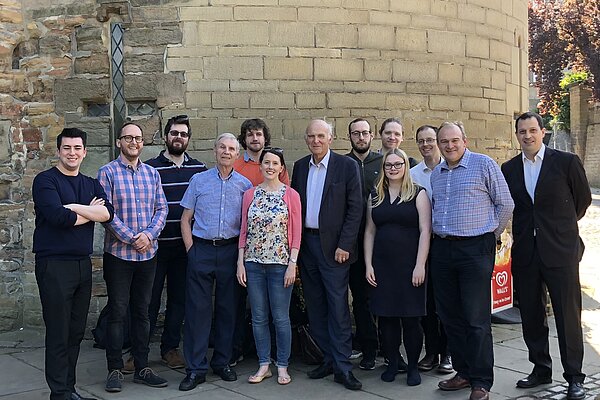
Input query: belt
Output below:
<box><xmin>304</xmin><ymin>228</ymin><xmax>320</xmax><ymax>235</ymax></box>
<box><xmin>433</xmin><ymin>233</ymin><xmax>470</xmax><ymax>241</ymax></box>
<box><xmin>193</xmin><ymin>236</ymin><xmax>239</xmax><ymax>247</ymax></box>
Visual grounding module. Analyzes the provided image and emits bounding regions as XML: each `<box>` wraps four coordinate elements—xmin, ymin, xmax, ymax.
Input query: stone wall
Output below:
<box><xmin>0</xmin><ymin>0</ymin><xmax>529</xmax><ymax>332</ymax></box>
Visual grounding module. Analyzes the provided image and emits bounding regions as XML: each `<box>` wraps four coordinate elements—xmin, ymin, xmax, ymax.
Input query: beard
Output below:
<box><xmin>351</xmin><ymin>141</ymin><xmax>370</xmax><ymax>154</ymax></box>
<box><xmin>166</xmin><ymin>140</ymin><xmax>187</xmax><ymax>156</ymax></box>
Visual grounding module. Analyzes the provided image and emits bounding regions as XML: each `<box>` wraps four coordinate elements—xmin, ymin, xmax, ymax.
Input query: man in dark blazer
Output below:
<box><xmin>291</xmin><ymin>119</ymin><xmax>363</xmax><ymax>390</ymax></box>
<box><xmin>501</xmin><ymin>111</ymin><xmax>591</xmax><ymax>400</ymax></box>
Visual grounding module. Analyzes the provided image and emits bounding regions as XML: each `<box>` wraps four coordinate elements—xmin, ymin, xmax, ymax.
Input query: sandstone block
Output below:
<box><xmin>410</xmin><ymin>15</ymin><xmax>447</xmax><ymax>30</ymax></box>
<box><xmin>316</xmin><ymin>25</ymin><xmax>358</xmax><ymax>48</ymax></box>
<box><xmin>365</xmin><ymin>60</ymin><xmax>392</xmax><ymax>81</ymax></box>
<box><xmin>458</xmin><ymin>3</ymin><xmax>486</xmax><ymax>23</ymax></box>
<box><xmin>439</xmin><ymin>63</ymin><xmax>463</xmax><ymax>84</ymax></box>
<box><xmin>212</xmin><ymin>0</ymin><xmax>276</xmax><ymax>4</ymax></box>
<box><xmin>298</xmin><ymin>7</ymin><xmax>368</xmax><ymax>24</ymax></box>
<box><xmin>390</xmin><ymin>0</ymin><xmax>430</xmax><ymax>14</ymax></box>
<box><xmin>328</xmin><ymin>93</ymin><xmax>384</xmax><ymax>109</ymax></box>
<box><xmin>369</xmin><ymin>10</ymin><xmax>411</xmax><ymax>26</ymax></box>
<box><xmin>265</xmin><ymin>57</ymin><xmax>313</xmax><ymax>80</ymax></box>
<box><xmin>429</xmin><ymin>95</ymin><xmax>460</xmax><ymax>111</ymax></box>
<box><xmin>234</xmin><ymin>6</ymin><xmax>296</xmax><ymax>21</ymax></box>
<box><xmin>386</xmin><ymin>94</ymin><xmax>428</xmax><ymax>110</ymax></box>
<box><xmin>358</xmin><ymin>25</ymin><xmax>395</xmax><ymax>50</ymax></box>
<box><xmin>189</xmin><ymin>118</ymin><xmax>218</xmax><ymax>139</ymax></box>
<box><xmin>407</xmin><ymin>82</ymin><xmax>447</xmax><ymax>95</ymax></box>
<box><xmin>486</xmin><ymin>9</ymin><xmax>507</xmax><ymax>29</ymax></box>
<box><xmin>431</xmin><ymin>0</ymin><xmax>457</xmax><ymax>18</ymax></box>
<box><xmin>289</xmin><ymin>47</ymin><xmax>341</xmax><ymax>58</ymax></box>
<box><xmin>182</xmin><ymin>22</ymin><xmax>199</xmax><ymax>46</ymax></box>
<box><xmin>393</xmin><ymin>61</ymin><xmax>437</xmax><ymax>83</ymax></box>
<box><xmin>203</xmin><ymin>57</ymin><xmax>263</xmax><ymax>79</ymax></box>
<box><xmin>490</xmin><ymin>40</ymin><xmax>511</xmax><ymax>64</ymax></box>
<box><xmin>125</xmin><ymin>26</ymin><xmax>182</xmax><ymax>47</ymax></box>
<box><xmin>466</xmin><ymin>35</ymin><xmax>489</xmax><ymax>59</ymax></box>
<box><xmin>449</xmin><ymin>85</ymin><xmax>482</xmax><ymax>97</ymax></box>
<box><xmin>219</xmin><ymin>45</ymin><xmax>287</xmax><ymax>57</ymax></box>
<box><xmin>212</xmin><ymin>92</ymin><xmax>250</xmax><ymax>109</ymax></box>
<box><xmin>490</xmin><ymin>99</ymin><xmax>506</xmax><ymax>114</ymax></box>
<box><xmin>296</xmin><ymin>93</ymin><xmax>326</xmax><ymax>109</ymax></box>
<box><xmin>167</xmin><ymin>45</ymin><xmax>218</xmax><ymax>57</ymax></box>
<box><xmin>427</xmin><ymin>30</ymin><xmax>465</xmax><ymax>56</ymax></box>
<box><xmin>344</xmin><ymin>81</ymin><xmax>406</xmax><ymax>93</ymax></box>
<box><xmin>463</xmin><ymin>67</ymin><xmax>491</xmax><ymax>87</ymax></box>
<box><xmin>251</xmin><ymin>93</ymin><xmax>294</xmax><ymax>109</ymax></box>
<box><xmin>396</xmin><ymin>28</ymin><xmax>427</xmax><ymax>52</ymax></box>
<box><xmin>198</xmin><ymin>21</ymin><xmax>268</xmax><ymax>46</ymax></box>
<box><xmin>462</xmin><ymin>97</ymin><xmax>489</xmax><ymax>113</ymax></box>
<box><xmin>179</xmin><ymin>6</ymin><xmax>233</xmax><ymax>21</ymax></box>
<box><xmin>231</xmin><ymin>80</ymin><xmax>278</xmax><ymax>92</ymax></box>
<box><xmin>269</xmin><ymin>22</ymin><xmax>314</xmax><ymax>47</ymax></box>
<box><xmin>185</xmin><ymin>92</ymin><xmax>212</xmax><ymax>108</ymax></box>
<box><xmin>126</xmin><ymin>53</ymin><xmax>164</xmax><ymax>73</ymax></box>
<box><xmin>315</xmin><ymin>59</ymin><xmax>363</xmax><ymax>81</ymax></box>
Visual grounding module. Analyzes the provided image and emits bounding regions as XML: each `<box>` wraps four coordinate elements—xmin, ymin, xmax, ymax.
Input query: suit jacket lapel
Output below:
<box><xmin>321</xmin><ymin>152</ymin><xmax>336</xmax><ymax>207</ymax></box>
<box><xmin>536</xmin><ymin>147</ymin><xmax>554</xmax><ymax>188</ymax></box>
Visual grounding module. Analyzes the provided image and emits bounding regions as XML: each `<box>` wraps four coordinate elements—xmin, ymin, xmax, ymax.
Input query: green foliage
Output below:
<box><xmin>555</xmin><ymin>71</ymin><xmax>589</xmax><ymax>131</ymax></box>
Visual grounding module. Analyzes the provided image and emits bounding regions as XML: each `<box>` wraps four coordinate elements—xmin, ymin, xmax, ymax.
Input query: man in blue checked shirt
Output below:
<box><xmin>429</xmin><ymin>122</ymin><xmax>514</xmax><ymax>400</ymax></box>
<box><xmin>97</xmin><ymin>122</ymin><xmax>168</xmax><ymax>393</ymax></box>
<box><xmin>178</xmin><ymin>132</ymin><xmax>252</xmax><ymax>391</ymax></box>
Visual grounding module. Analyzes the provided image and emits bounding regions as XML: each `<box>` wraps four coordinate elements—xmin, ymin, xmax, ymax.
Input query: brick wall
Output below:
<box><xmin>0</xmin><ymin>0</ymin><xmax>529</xmax><ymax>332</ymax></box>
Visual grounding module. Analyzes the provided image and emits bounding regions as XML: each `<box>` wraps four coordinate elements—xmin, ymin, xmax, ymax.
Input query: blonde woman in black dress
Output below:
<box><xmin>364</xmin><ymin>148</ymin><xmax>431</xmax><ymax>386</ymax></box>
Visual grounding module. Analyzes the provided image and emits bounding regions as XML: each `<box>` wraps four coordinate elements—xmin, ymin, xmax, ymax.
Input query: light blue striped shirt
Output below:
<box><xmin>180</xmin><ymin>167</ymin><xmax>252</xmax><ymax>240</ymax></box>
<box><xmin>430</xmin><ymin>149</ymin><xmax>514</xmax><ymax>238</ymax></box>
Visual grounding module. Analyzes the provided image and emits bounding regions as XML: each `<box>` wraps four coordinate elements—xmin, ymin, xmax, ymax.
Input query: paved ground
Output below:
<box><xmin>2</xmin><ymin>189</ymin><xmax>600</xmax><ymax>400</ymax></box>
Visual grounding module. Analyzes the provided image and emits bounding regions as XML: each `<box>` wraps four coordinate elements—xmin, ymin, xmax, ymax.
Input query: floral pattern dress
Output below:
<box><xmin>245</xmin><ymin>185</ymin><xmax>289</xmax><ymax>265</ymax></box>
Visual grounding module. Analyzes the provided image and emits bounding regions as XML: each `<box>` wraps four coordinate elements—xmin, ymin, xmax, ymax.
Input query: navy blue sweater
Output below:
<box><xmin>32</xmin><ymin>167</ymin><xmax>114</xmax><ymax>260</ymax></box>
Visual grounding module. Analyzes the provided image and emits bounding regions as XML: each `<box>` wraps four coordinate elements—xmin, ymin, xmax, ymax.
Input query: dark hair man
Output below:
<box><xmin>144</xmin><ymin>115</ymin><xmax>207</xmax><ymax>369</ymax></box>
<box><xmin>502</xmin><ymin>112</ymin><xmax>591</xmax><ymax>400</ymax></box>
<box><xmin>33</xmin><ymin>127</ymin><xmax>114</xmax><ymax>400</ymax></box>
<box><xmin>97</xmin><ymin>122</ymin><xmax>168</xmax><ymax>393</ymax></box>
<box><xmin>378</xmin><ymin>117</ymin><xmax>418</xmax><ymax>168</ymax></box>
<box><xmin>430</xmin><ymin>122</ymin><xmax>514</xmax><ymax>400</ymax></box>
<box><xmin>345</xmin><ymin>118</ymin><xmax>381</xmax><ymax>370</ymax></box>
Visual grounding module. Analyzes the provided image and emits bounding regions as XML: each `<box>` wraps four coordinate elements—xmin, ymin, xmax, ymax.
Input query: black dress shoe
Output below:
<box><xmin>567</xmin><ymin>382</ymin><xmax>586</xmax><ymax>400</ymax></box>
<box><xmin>334</xmin><ymin>371</ymin><xmax>362</xmax><ymax>390</ymax></box>
<box><xmin>516</xmin><ymin>373</ymin><xmax>552</xmax><ymax>388</ymax></box>
<box><xmin>307</xmin><ymin>363</ymin><xmax>333</xmax><ymax>379</ymax></box>
<box><xmin>70</xmin><ymin>392</ymin><xmax>97</xmax><ymax>400</ymax></box>
<box><xmin>417</xmin><ymin>353</ymin><xmax>440</xmax><ymax>371</ymax></box>
<box><xmin>214</xmin><ymin>366</ymin><xmax>237</xmax><ymax>381</ymax></box>
<box><xmin>179</xmin><ymin>373</ymin><xmax>206</xmax><ymax>391</ymax></box>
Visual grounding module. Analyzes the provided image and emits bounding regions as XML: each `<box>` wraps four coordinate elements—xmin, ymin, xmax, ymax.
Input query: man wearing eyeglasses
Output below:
<box><xmin>345</xmin><ymin>118</ymin><xmax>381</xmax><ymax>371</ymax></box>
<box><xmin>144</xmin><ymin>115</ymin><xmax>207</xmax><ymax>370</ymax></box>
<box><xmin>97</xmin><ymin>122</ymin><xmax>169</xmax><ymax>393</ymax></box>
<box><xmin>409</xmin><ymin>125</ymin><xmax>453</xmax><ymax>375</ymax></box>
<box><xmin>429</xmin><ymin>122</ymin><xmax>513</xmax><ymax>400</ymax></box>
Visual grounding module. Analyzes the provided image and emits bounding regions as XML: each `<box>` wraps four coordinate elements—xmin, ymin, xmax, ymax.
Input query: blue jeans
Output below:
<box><xmin>245</xmin><ymin>261</ymin><xmax>293</xmax><ymax>367</ymax></box>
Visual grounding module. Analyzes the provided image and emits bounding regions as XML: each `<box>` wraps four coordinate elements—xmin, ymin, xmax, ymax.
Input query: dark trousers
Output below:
<box><xmin>421</xmin><ymin>275</ymin><xmax>448</xmax><ymax>357</ymax></box>
<box><xmin>513</xmin><ymin>243</ymin><xmax>585</xmax><ymax>384</ymax></box>
<box><xmin>184</xmin><ymin>239</ymin><xmax>239</xmax><ymax>374</ymax></box>
<box><xmin>430</xmin><ymin>233</ymin><xmax>496</xmax><ymax>390</ymax></box>
<box><xmin>148</xmin><ymin>242</ymin><xmax>187</xmax><ymax>356</ymax></box>
<box><xmin>300</xmin><ymin>232</ymin><xmax>353</xmax><ymax>373</ymax></box>
<box><xmin>103</xmin><ymin>252</ymin><xmax>156</xmax><ymax>372</ymax></box>
<box><xmin>36</xmin><ymin>258</ymin><xmax>92</xmax><ymax>400</ymax></box>
<box><xmin>379</xmin><ymin>316</ymin><xmax>423</xmax><ymax>371</ymax></box>
<box><xmin>348</xmin><ymin>245</ymin><xmax>378</xmax><ymax>357</ymax></box>
<box><xmin>231</xmin><ymin>285</ymin><xmax>248</xmax><ymax>361</ymax></box>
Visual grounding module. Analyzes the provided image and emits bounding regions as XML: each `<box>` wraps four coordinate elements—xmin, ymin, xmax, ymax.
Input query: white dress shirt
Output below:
<box><xmin>305</xmin><ymin>150</ymin><xmax>331</xmax><ymax>229</ymax></box>
<box><xmin>410</xmin><ymin>158</ymin><xmax>442</xmax><ymax>202</ymax></box>
<box><xmin>522</xmin><ymin>143</ymin><xmax>545</xmax><ymax>203</ymax></box>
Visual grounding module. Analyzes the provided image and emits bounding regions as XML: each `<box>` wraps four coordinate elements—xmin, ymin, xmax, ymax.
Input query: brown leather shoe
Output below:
<box><xmin>469</xmin><ymin>387</ymin><xmax>489</xmax><ymax>400</ymax></box>
<box><xmin>162</xmin><ymin>349</ymin><xmax>186</xmax><ymax>369</ymax></box>
<box><xmin>438</xmin><ymin>374</ymin><xmax>470</xmax><ymax>391</ymax></box>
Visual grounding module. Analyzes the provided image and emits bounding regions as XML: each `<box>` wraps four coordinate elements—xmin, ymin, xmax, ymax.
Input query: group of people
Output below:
<box><xmin>32</xmin><ymin>111</ymin><xmax>591</xmax><ymax>400</ymax></box>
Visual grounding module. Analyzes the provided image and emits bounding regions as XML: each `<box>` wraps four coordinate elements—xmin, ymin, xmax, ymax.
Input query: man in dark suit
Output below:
<box><xmin>291</xmin><ymin>119</ymin><xmax>363</xmax><ymax>390</ymax></box>
<box><xmin>501</xmin><ymin>111</ymin><xmax>591</xmax><ymax>400</ymax></box>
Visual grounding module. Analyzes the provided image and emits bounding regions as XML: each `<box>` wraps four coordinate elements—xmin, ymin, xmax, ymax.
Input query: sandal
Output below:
<box><xmin>248</xmin><ymin>367</ymin><xmax>272</xmax><ymax>384</ymax></box>
<box><xmin>277</xmin><ymin>368</ymin><xmax>292</xmax><ymax>385</ymax></box>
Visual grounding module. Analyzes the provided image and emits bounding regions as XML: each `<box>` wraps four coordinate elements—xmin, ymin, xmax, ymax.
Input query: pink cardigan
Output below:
<box><xmin>238</xmin><ymin>185</ymin><xmax>302</xmax><ymax>252</ymax></box>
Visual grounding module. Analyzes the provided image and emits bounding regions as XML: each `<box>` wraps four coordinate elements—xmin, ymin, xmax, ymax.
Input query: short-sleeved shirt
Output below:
<box><xmin>180</xmin><ymin>167</ymin><xmax>252</xmax><ymax>240</ymax></box>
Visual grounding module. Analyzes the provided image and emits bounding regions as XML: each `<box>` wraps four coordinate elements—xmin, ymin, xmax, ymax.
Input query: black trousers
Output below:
<box><xmin>36</xmin><ymin>258</ymin><xmax>92</xmax><ymax>400</ymax></box>
<box><xmin>421</xmin><ymin>274</ymin><xmax>448</xmax><ymax>357</ymax></box>
<box><xmin>148</xmin><ymin>242</ymin><xmax>187</xmax><ymax>356</ymax></box>
<box><xmin>513</xmin><ymin>242</ymin><xmax>585</xmax><ymax>384</ymax></box>
<box><xmin>379</xmin><ymin>316</ymin><xmax>423</xmax><ymax>371</ymax></box>
<box><xmin>103</xmin><ymin>253</ymin><xmax>156</xmax><ymax>372</ymax></box>
<box><xmin>348</xmin><ymin>245</ymin><xmax>378</xmax><ymax>357</ymax></box>
<box><xmin>430</xmin><ymin>233</ymin><xmax>496</xmax><ymax>390</ymax></box>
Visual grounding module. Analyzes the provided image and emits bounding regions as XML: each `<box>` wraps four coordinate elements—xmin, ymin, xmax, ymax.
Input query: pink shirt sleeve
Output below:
<box><xmin>238</xmin><ymin>187</ymin><xmax>255</xmax><ymax>249</ymax></box>
<box><xmin>285</xmin><ymin>186</ymin><xmax>302</xmax><ymax>250</ymax></box>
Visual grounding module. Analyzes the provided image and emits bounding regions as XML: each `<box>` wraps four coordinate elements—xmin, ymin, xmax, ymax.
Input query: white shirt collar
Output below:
<box><xmin>309</xmin><ymin>150</ymin><xmax>331</xmax><ymax>168</ymax></box>
<box><xmin>522</xmin><ymin>143</ymin><xmax>545</xmax><ymax>163</ymax></box>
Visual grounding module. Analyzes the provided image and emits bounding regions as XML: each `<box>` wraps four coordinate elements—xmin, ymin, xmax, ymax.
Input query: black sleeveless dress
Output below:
<box><xmin>369</xmin><ymin>188</ymin><xmax>426</xmax><ymax>317</ymax></box>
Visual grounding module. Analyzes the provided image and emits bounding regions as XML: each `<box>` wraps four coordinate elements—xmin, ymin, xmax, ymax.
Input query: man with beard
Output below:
<box><xmin>345</xmin><ymin>118</ymin><xmax>381</xmax><ymax>370</ymax></box>
<box><xmin>144</xmin><ymin>115</ymin><xmax>207</xmax><ymax>370</ymax></box>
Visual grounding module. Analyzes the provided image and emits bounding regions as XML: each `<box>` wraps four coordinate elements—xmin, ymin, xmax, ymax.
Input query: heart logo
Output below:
<box><xmin>496</xmin><ymin>271</ymin><xmax>508</xmax><ymax>287</ymax></box>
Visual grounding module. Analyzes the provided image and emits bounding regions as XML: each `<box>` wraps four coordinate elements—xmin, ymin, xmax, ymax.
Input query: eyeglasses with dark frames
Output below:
<box><xmin>169</xmin><ymin>130</ymin><xmax>190</xmax><ymax>138</ymax></box>
<box><xmin>383</xmin><ymin>161</ymin><xmax>406</xmax><ymax>170</ymax></box>
<box><xmin>350</xmin><ymin>130</ymin><xmax>371</xmax><ymax>138</ymax></box>
<box><xmin>119</xmin><ymin>135</ymin><xmax>144</xmax><ymax>143</ymax></box>
<box><xmin>416</xmin><ymin>138</ymin><xmax>436</xmax><ymax>145</ymax></box>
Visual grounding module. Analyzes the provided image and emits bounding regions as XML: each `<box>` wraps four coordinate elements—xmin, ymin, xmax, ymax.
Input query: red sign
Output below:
<box><xmin>491</xmin><ymin>233</ymin><xmax>513</xmax><ymax>314</ymax></box>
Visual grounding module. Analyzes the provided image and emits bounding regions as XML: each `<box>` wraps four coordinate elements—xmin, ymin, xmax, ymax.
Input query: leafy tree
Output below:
<box><xmin>529</xmin><ymin>0</ymin><xmax>599</xmax><ymax>115</ymax></box>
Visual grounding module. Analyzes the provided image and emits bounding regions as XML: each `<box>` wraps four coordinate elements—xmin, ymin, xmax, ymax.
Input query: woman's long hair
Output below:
<box><xmin>372</xmin><ymin>148</ymin><xmax>418</xmax><ymax>207</ymax></box>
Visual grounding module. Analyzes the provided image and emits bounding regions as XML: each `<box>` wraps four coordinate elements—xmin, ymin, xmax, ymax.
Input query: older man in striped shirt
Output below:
<box><xmin>98</xmin><ymin>122</ymin><xmax>168</xmax><ymax>393</ymax></box>
<box><xmin>429</xmin><ymin>122</ymin><xmax>514</xmax><ymax>400</ymax></box>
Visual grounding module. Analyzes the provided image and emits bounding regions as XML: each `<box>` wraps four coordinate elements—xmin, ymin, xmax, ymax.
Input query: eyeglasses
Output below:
<box><xmin>169</xmin><ymin>130</ymin><xmax>190</xmax><ymax>138</ymax></box>
<box><xmin>384</xmin><ymin>162</ymin><xmax>405</xmax><ymax>170</ymax></box>
<box><xmin>417</xmin><ymin>138</ymin><xmax>436</xmax><ymax>145</ymax></box>
<box><xmin>264</xmin><ymin>147</ymin><xmax>283</xmax><ymax>154</ymax></box>
<box><xmin>119</xmin><ymin>135</ymin><xmax>144</xmax><ymax>143</ymax></box>
<box><xmin>350</xmin><ymin>130</ymin><xmax>371</xmax><ymax>138</ymax></box>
